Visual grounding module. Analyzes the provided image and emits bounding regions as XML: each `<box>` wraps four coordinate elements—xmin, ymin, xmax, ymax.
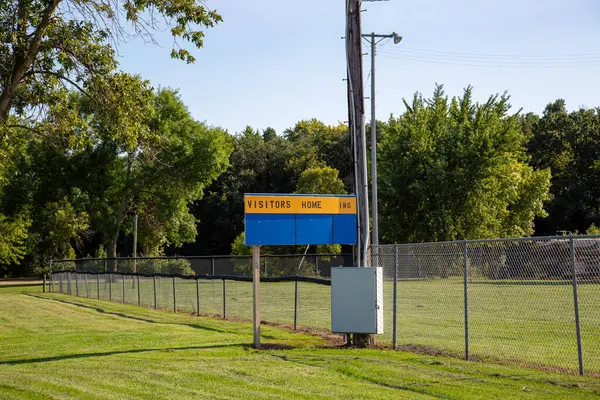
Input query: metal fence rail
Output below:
<box><xmin>51</xmin><ymin>253</ymin><xmax>353</xmax><ymax>278</ymax></box>
<box><xmin>375</xmin><ymin>235</ymin><xmax>600</xmax><ymax>376</ymax></box>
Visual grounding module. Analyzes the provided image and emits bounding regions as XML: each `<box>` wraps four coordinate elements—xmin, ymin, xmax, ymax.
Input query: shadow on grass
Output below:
<box><xmin>0</xmin><ymin>343</ymin><xmax>245</xmax><ymax>366</ymax></box>
<box><xmin>26</xmin><ymin>294</ymin><xmax>237</xmax><ymax>335</ymax></box>
<box><xmin>0</xmin><ymin>284</ymin><xmax>42</xmax><ymax>289</ymax></box>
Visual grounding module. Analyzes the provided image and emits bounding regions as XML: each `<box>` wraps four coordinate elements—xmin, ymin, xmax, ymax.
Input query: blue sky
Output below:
<box><xmin>117</xmin><ymin>0</ymin><xmax>600</xmax><ymax>134</ymax></box>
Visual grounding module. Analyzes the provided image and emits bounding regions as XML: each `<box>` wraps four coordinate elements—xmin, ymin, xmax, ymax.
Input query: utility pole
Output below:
<box><xmin>345</xmin><ymin>0</ymin><xmax>369</xmax><ymax>269</ymax></box>
<box><xmin>345</xmin><ymin>0</ymin><xmax>372</xmax><ymax>346</ymax></box>
<box><xmin>362</xmin><ymin>31</ymin><xmax>402</xmax><ymax>270</ymax></box>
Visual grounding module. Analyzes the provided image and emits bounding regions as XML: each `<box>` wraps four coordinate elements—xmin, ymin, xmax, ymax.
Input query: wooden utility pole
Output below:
<box><xmin>346</xmin><ymin>0</ymin><xmax>373</xmax><ymax>346</ymax></box>
<box><xmin>345</xmin><ymin>0</ymin><xmax>370</xmax><ymax>269</ymax></box>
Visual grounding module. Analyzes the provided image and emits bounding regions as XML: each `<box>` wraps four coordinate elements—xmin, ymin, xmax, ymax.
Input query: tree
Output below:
<box><xmin>295</xmin><ymin>166</ymin><xmax>346</xmax><ymax>195</ymax></box>
<box><xmin>186</xmin><ymin>119</ymin><xmax>355</xmax><ymax>257</ymax></box>
<box><xmin>80</xmin><ymin>87</ymin><xmax>232</xmax><ymax>261</ymax></box>
<box><xmin>284</xmin><ymin>119</ymin><xmax>353</xmax><ymax>192</ymax></box>
<box><xmin>0</xmin><ymin>83</ymin><xmax>232</xmax><ymax>275</ymax></box>
<box><xmin>0</xmin><ymin>0</ymin><xmax>221</xmax><ymax>125</ymax></box>
<box><xmin>527</xmin><ymin>101</ymin><xmax>600</xmax><ymax>235</ymax></box>
<box><xmin>379</xmin><ymin>85</ymin><xmax>551</xmax><ymax>243</ymax></box>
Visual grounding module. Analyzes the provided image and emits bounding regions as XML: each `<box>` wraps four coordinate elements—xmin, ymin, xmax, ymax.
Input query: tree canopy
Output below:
<box><xmin>378</xmin><ymin>85</ymin><xmax>551</xmax><ymax>243</ymax></box>
<box><xmin>0</xmin><ymin>0</ymin><xmax>221</xmax><ymax>125</ymax></box>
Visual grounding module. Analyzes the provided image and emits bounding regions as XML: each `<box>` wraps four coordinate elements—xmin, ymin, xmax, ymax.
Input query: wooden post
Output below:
<box><xmin>253</xmin><ymin>245</ymin><xmax>261</xmax><ymax>349</ymax></box>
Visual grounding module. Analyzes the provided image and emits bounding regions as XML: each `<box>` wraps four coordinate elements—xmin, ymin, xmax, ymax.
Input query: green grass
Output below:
<box><xmin>2</xmin><ymin>285</ymin><xmax>600</xmax><ymax>399</ymax></box>
<box><xmin>51</xmin><ymin>273</ymin><xmax>600</xmax><ymax>374</ymax></box>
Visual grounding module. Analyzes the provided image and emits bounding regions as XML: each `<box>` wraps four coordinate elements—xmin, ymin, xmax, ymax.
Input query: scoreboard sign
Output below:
<box><xmin>244</xmin><ymin>194</ymin><xmax>357</xmax><ymax>246</ymax></box>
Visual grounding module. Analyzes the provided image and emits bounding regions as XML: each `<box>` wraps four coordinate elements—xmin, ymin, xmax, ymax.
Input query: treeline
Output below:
<box><xmin>2</xmin><ymin>83</ymin><xmax>599</xmax><ymax>276</ymax></box>
<box><xmin>187</xmin><ymin>85</ymin><xmax>600</xmax><ymax>254</ymax></box>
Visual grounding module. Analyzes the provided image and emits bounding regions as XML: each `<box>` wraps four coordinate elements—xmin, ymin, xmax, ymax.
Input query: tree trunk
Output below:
<box><xmin>109</xmin><ymin>190</ymin><xmax>129</xmax><ymax>271</ymax></box>
<box><xmin>109</xmin><ymin>154</ymin><xmax>133</xmax><ymax>271</ymax></box>
<box><xmin>0</xmin><ymin>0</ymin><xmax>62</xmax><ymax>124</ymax></box>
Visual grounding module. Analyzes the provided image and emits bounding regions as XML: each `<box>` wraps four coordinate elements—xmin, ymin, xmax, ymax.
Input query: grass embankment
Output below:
<box><xmin>1</xmin><ymin>284</ymin><xmax>599</xmax><ymax>399</ymax></box>
<box><xmin>61</xmin><ymin>274</ymin><xmax>599</xmax><ymax>373</ymax></box>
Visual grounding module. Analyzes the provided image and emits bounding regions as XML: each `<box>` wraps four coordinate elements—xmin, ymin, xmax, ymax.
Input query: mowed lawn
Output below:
<box><xmin>55</xmin><ymin>273</ymin><xmax>600</xmax><ymax>374</ymax></box>
<box><xmin>1</xmin><ymin>285</ymin><xmax>600</xmax><ymax>399</ymax></box>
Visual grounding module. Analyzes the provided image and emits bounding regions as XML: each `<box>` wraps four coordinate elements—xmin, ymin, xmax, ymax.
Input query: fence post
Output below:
<box><xmin>85</xmin><ymin>274</ymin><xmax>89</xmax><ymax>297</ymax></box>
<box><xmin>59</xmin><ymin>272</ymin><xmax>63</xmax><ymax>294</ymax></box>
<box><xmin>393</xmin><ymin>245</ymin><xmax>398</xmax><ymax>350</ymax></box>
<box><xmin>264</xmin><ymin>258</ymin><xmax>267</xmax><ymax>276</ymax></box>
<box><xmin>196</xmin><ymin>278</ymin><xmax>200</xmax><ymax>316</ymax></box>
<box><xmin>43</xmin><ymin>274</ymin><xmax>46</xmax><ymax>294</ymax></box>
<box><xmin>315</xmin><ymin>255</ymin><xmax>319</xmax><ymax>276</ymax></box>
<box><xmin>67</xmin><ymin>272</ymin><xmax>72</xmax><ymax>295</ymax></box>
<box><xmin>172</xmin><ymin>276</ymin><xmax>177</xmax><ymax>313</ymax></box>
<box><xmin>463</xmin><ymin>240</ymin><xmax>469</xmax><ymax>361</ymax></box>
<box><xmin>570</xmin><ymin>236</ymin><xmax>584</xmax><ymax>375</ymax></box>
<box><xmin>137</xmin><ymin>275</ymin><xmax>141</xmax><ymax>307</ymax></box>
<box><xmin>294</xmin><ymin>278</ymin><xmax>298</xmax><ymax>330</ymax></box>
<box><xmin>109</xmin><ymin>273</ymin><xmax>112</xmax><ymax>302</ymax></box>
<box><xmin>75</xmin><ymin>273</ymin><xmax>79</xmax><ymax>297</ymax></box>
<box><xmin>49</xmin><ymin>260</ymin><xmax>53</xmax><ymax>293</ymax></box>
<box><xmin>153</xmin><ymin>275</ymin><xmax>157</xmax><ymax>310</ymax></box>
<box><xmin>122</xmin><ymin>274</ymin><xmax>126</xmax><ymax>304</ymax></box>
<box><xmin>96</xmin><ymin>274</ymin><xmax>100</xmax><ymax>299</ymax></box>
<box><xmin>211</xmin><ymin>258</ymin><xmax>215</xmax><ymax>275</ymax></box>
<box><xmin>222</xmin><ymin>279</ymin><xmax>226</xmax><ymax>319</ymax></box>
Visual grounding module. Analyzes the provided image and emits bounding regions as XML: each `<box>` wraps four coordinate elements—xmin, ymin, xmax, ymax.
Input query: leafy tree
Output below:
<box><xmin>0</xmin><ymin>0</ymin><xmax>221</xmax><ymax>125</ymax></box>
<box><xmin>284</xmin><ymin>119</ymin><xmax>353</xmax><ymax>191</ymax></box>
<box><xmin>77</xmin><ymin>87</ymin><xmax>232</xmax><ymax>260</ymax></box>
<box><xmin>1</xmin><ymin>83</ymin><xmax>231</xmax><ymax>274</ymax></box>
<box><xmin>379</xmin><ymin>85</ymin><xmax>551</xmax><ymax>243</ymax></box>
<box><xmin>188</xmin><ymin>127</ymin><xmax>298</xmax><ymax>256</ymax></box>
<box><xmin>0</xmin><ymin>213</ymin><xmax>29</xmax><ymax>273</ymax></box>
<box><xmin>586</xmin><ymin>224</ymin><xmax>600</xmax><ymax>235</ymax></box>
<box><xmin>295</xmin><ymin>166</ymin><xmax>346</xmax><ymax>195</ymax></box>
<box><xmin>527</xmin><ymin>101</ymin><xmax>600</xmax><ymax>235</ymax></box>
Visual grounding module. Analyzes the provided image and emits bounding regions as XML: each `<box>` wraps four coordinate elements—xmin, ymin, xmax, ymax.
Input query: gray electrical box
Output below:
<box><xmin>331</xmin><ymin>267</ymin><xmax>384</xmax><ymax>334</ymax></box>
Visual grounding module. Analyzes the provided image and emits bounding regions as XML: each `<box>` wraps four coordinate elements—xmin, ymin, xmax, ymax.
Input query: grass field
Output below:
<box><xmin>53</xmin><ymin>272</ymin><xmax>600</xmax><ymax>375</ymax></box>
<box><xmin>2</xmin><ymin>283</ymin><xmax>600</xmax><ymax>399</ymax></box>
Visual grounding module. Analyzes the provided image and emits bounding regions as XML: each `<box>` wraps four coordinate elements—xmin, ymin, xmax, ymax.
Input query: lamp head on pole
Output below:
<box><xmin>392</xmin><ymin>32</ymin><xmax>403</xmax><ymax>44</ymax></box>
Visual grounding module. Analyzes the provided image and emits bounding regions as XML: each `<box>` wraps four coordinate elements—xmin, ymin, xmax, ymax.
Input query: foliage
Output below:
<box><xmin>190</xmin><ymin>121</ymin><xmax>352</xmax><ymax>257</ymax></box>
<box><xmin>0</xmin><ymin>0</ymin><xmax>222</xmax><ymax>125</ymax></box>
<box><xmin>295</xmin><ymin>166</ymin><xmax>347</xmax><ymax>195</ymax></box>
<box><xmin>0</xmin><ymin>213</ymin><xmax>30</xmax><ymax>270</ymax></box>
<box><xmin>0</xmin><ymin>83</ymin><xmax>231</xmax><ymax>275</ymax></box>
<box><xmin>379</xmin><ymin>85</ymin><xmax>551</xmax><ymax>243</ymax></box>
<box><xmin>586</xmin><ymin>224</ymin><xmax>600</xmax><ymax>235</ymax></box>
<box><xmin>126</xmin><ymin>258</ymin><xmax>194</xmax><ymax>275</ymax></box>
<box><xmin>527</xmin><ymin>101</ymin><xmax>600</xmax><ymax>235</ymax></box>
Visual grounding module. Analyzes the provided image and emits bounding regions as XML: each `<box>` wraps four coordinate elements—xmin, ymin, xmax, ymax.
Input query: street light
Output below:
<box><xmin>361</xmin><ymin>31</ymin><xmax>402</xmax><ymax>268</ymax></box>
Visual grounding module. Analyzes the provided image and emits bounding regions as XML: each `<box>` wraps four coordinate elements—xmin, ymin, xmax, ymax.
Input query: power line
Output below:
<box><xmin>377</xmin><ymin>51</ymin><xmax>600</xmax><ymax>68</ymax></box>
<box><xmin>379</xmin><ymin>46</ymin><xmax>600</xmax><ymax>60</ymax></box>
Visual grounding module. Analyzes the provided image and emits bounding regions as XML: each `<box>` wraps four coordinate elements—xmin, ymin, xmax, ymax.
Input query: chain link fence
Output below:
<box><xmin>50</xmin><ymin>254</ymin><xmax>350</xmax><ymax>334</ymax></box>
<box><xmin>48</xmin><ymin>237</ymin><xmax>600</xmax><ymax>376</ymax></box>
<box><xmin>376</xmin><ymin>235</ymin><xmax>600</xmax><ymax>376</ymax></box>
<box><xmin>52</xmin><ymin>254</ymin><xmax>353</xmax><ymax>278</ymax></box>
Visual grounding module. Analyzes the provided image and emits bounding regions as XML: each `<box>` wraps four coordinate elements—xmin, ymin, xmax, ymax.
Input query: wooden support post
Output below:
<box><xmin>253</xmin><ymin>245</ymin><xmax>261</xmax><ymax>349</ymax></box>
